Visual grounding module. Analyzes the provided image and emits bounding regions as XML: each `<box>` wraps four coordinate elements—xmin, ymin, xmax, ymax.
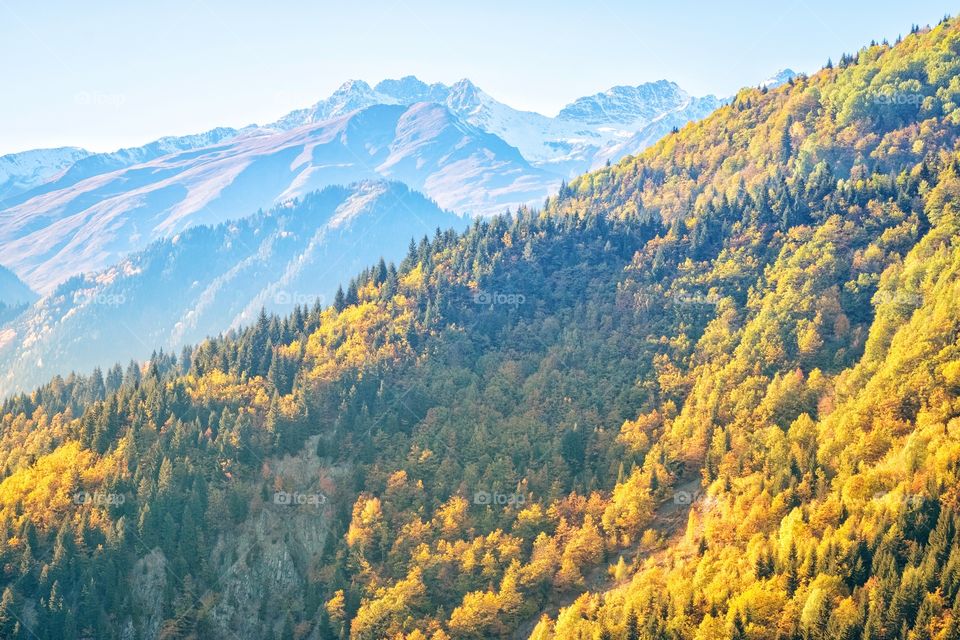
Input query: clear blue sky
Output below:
<box><xmin>1</xmin><ymin>0</ymin><xmax>953</xmax><ymax>154</ymax></box>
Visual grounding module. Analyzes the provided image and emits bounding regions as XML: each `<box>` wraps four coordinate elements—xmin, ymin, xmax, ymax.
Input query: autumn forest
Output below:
<box><xmin>3</xmin><ymin>12</ymin><xmax>960</xmax><ymax>640</ymax></box>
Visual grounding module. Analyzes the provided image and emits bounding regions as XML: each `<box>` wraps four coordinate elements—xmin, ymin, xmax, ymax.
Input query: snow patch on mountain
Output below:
<box><xmin>591</xmin><ymin>94</ymin><xmax>727</xmax><ymax>168</ymax></box>
<box><xmin>269</xmin><ymin>80</ymin><xmax>401</xmax><ymax>130</ymax></box>
<box><xmin>1</xmin><ymin>128</ymin><xmax>247</xmax><ymax>209</ymax></box>
<box><xmin>558</xmin><ymin>80</ymin><xmax>691</xmax><ymax>126</ymax></box>
<box><xmin>375</xmin><ymin>76</ymin><xmax>450</xmax><ymax>104</ymax></box>
<box><xmin>760</xmin><ymin>69</ymin><xmax>799</xmax><ymax>89</ymax></box>
<box><xmin>0</xmin><ymin>147</ymin><xmax>91</xmax><ymax>201</ymax></box>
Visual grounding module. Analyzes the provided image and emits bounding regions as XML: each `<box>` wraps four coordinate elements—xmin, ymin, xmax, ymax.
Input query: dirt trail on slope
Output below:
<box><xmin>512</xmin><ymin>475</ymin><xmax>703</xmax><ymax>639</ymax></box>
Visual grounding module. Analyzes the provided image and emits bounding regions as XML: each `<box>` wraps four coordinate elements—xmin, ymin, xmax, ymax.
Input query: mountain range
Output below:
<box><xmin>0</xmin><ymin>73</ymin><xmax>752</xmax><ymax>401</ymax></box>
<box><xmin>0</xmin><ymin>147</ymin><xmax>91</xmax><ymax>202</ymax></box>
<box><xmin>0</xmin><ymin>128</ymin><xmax>245</xmax><ymax>205</ymax></box>
<box><xmin>0</xmin><ymin>75</ymin><xmax>736</xmax><ymax>296</ymax></box>
<box><xmin>0</xmin><ymin>102</ymin><xmax>547</xmax><ymax>296</ymax></box>
<box><xmin>0</xmin><ymin>71</ymin><xmax>794</xmax><ymax>403</ymax></box>
<box><xmin>0</xmin><ymin>181</ymin><xmax>460</xmax><ymax>396</ymax></box>
<box><xmin>270</xmin><ymin>76</ymin><xmax>726</xmax><ymax>173</ymax></box>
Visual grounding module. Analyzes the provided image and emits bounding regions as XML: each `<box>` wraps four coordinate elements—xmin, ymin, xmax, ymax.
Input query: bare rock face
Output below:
<box><xmin>204</xmin><ymin>436</ymin><xmax>341</xmax><ymax>639</ymax></box>
<box><xmin>127</xmin><ymin>549</ymin><xmax>168</xmax><ymax>640</ymax></box>
<box><xmin>113</xmin><ymin>437</ymin><xmax>341</xmax><ymax>640</ymax></box>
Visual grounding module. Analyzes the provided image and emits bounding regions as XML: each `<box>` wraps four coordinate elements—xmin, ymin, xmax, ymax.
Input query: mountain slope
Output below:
<box><xmin>558</xmin><ymin>79</ymin><xmax>693</xmax><ymax>125</ymax></box>
<box><xmin>2</xmin><ymin>16</ymin><xmax>959</xmax><ymax>640</ymax></box>
<box><xmin>0</xmin><ymin>128</ymin><xmax>244</xmax><ymax>209</ymax></box>
<box><xmin>0</xmin><ymin>181</ymin><xmax>461</xmax><ymax>397</ymax></box>
<box><xmin>0</xmin><ymin>265</ymin><xmax>36</xmax><ymax>325</ymax></box>
<box><xmin>0</xmin><ymin>266</ymin><xmax>36</xmax><ymax>308</ymax></box>
<box><xmin>0</xmin><ymin>103</ymin><xmax>551</xmax><ymax>295</ymax></box>
<box><xmin>0</xmin><ymin>147</ymin><xmax>91</xmax><ymax>202</ymax></box>
<box><xmin>760</xmin><ymin>67</ymin><xmax>799</xmax><ymax>88</ymax></box>
<box><xmin>590</xmin><ymin>94</ymin><xmax>725</xmax><ymax>167</ymax></box>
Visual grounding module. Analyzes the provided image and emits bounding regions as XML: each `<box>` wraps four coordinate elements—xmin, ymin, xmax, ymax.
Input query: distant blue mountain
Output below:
<box><xmin>0</xmin><ymin>181</ymin><xmax>463</xmax><ymax>396</ymax></box>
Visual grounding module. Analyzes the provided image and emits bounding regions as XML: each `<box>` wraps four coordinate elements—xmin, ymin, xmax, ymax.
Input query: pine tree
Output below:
<box><xmin>0</xmin><ymin>587</ymin><xmax>17</xmax><ymax>638</ymax></box>
<box><xmin>625</xmin><ymin>609</ymin><xmax>639</xmax><ymax>640</ymax></box>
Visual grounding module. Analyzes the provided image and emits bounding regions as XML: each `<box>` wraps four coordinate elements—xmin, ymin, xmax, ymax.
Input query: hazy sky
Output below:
<box><xmin>1</xmin><ymin>0</ymin><xmax>953</xmax><ymax>154</ymax></box>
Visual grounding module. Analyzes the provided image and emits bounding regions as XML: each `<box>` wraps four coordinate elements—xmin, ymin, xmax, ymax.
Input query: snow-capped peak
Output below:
<box><xmin>0</xmin><ymin>147</ymin><xmax>92</xmax><ymax>201</ymax></box>
<box><xmin>335</xmin><ymin>78</ymin><xmax>373</xmax><ymax>94</ymax></box>
<box><xmin>270</xmin><ymin>79</ymin><xmax>399</xmax><ymax>130</ymax></box>
<box><xmin>445</xmin><ymin>78</ymin><xmax>488</xmax><ymax>114</ymax></box>
<box><xmin>557</xmin><ymin>80</ymin><xmax>691</xmax><ymax>126</ymax></box>
<box><xmin>760</xmin><ymin>69</ymin><xmax>798</xmax><ymax>89</ymax></box>
<box><xmin>327</xmin><ymin>79</ymin><xmax>393</xmax><ymax>107</ymax></box>
<box><xmin>374</xmin><ymin>76</ymin><xmax>449</xmax><ymax>104</ymax></box>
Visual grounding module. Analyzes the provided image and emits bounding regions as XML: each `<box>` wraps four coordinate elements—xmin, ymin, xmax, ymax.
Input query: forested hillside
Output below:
<box><xmin>2</xmin><ymin>16</ymin><xmax>960</xmax><ymax>640</ymax></box>
<box><xmin>0</xmin><ymin>181</ymin><xmax>462</xmax><ymax>397</ymax></box>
